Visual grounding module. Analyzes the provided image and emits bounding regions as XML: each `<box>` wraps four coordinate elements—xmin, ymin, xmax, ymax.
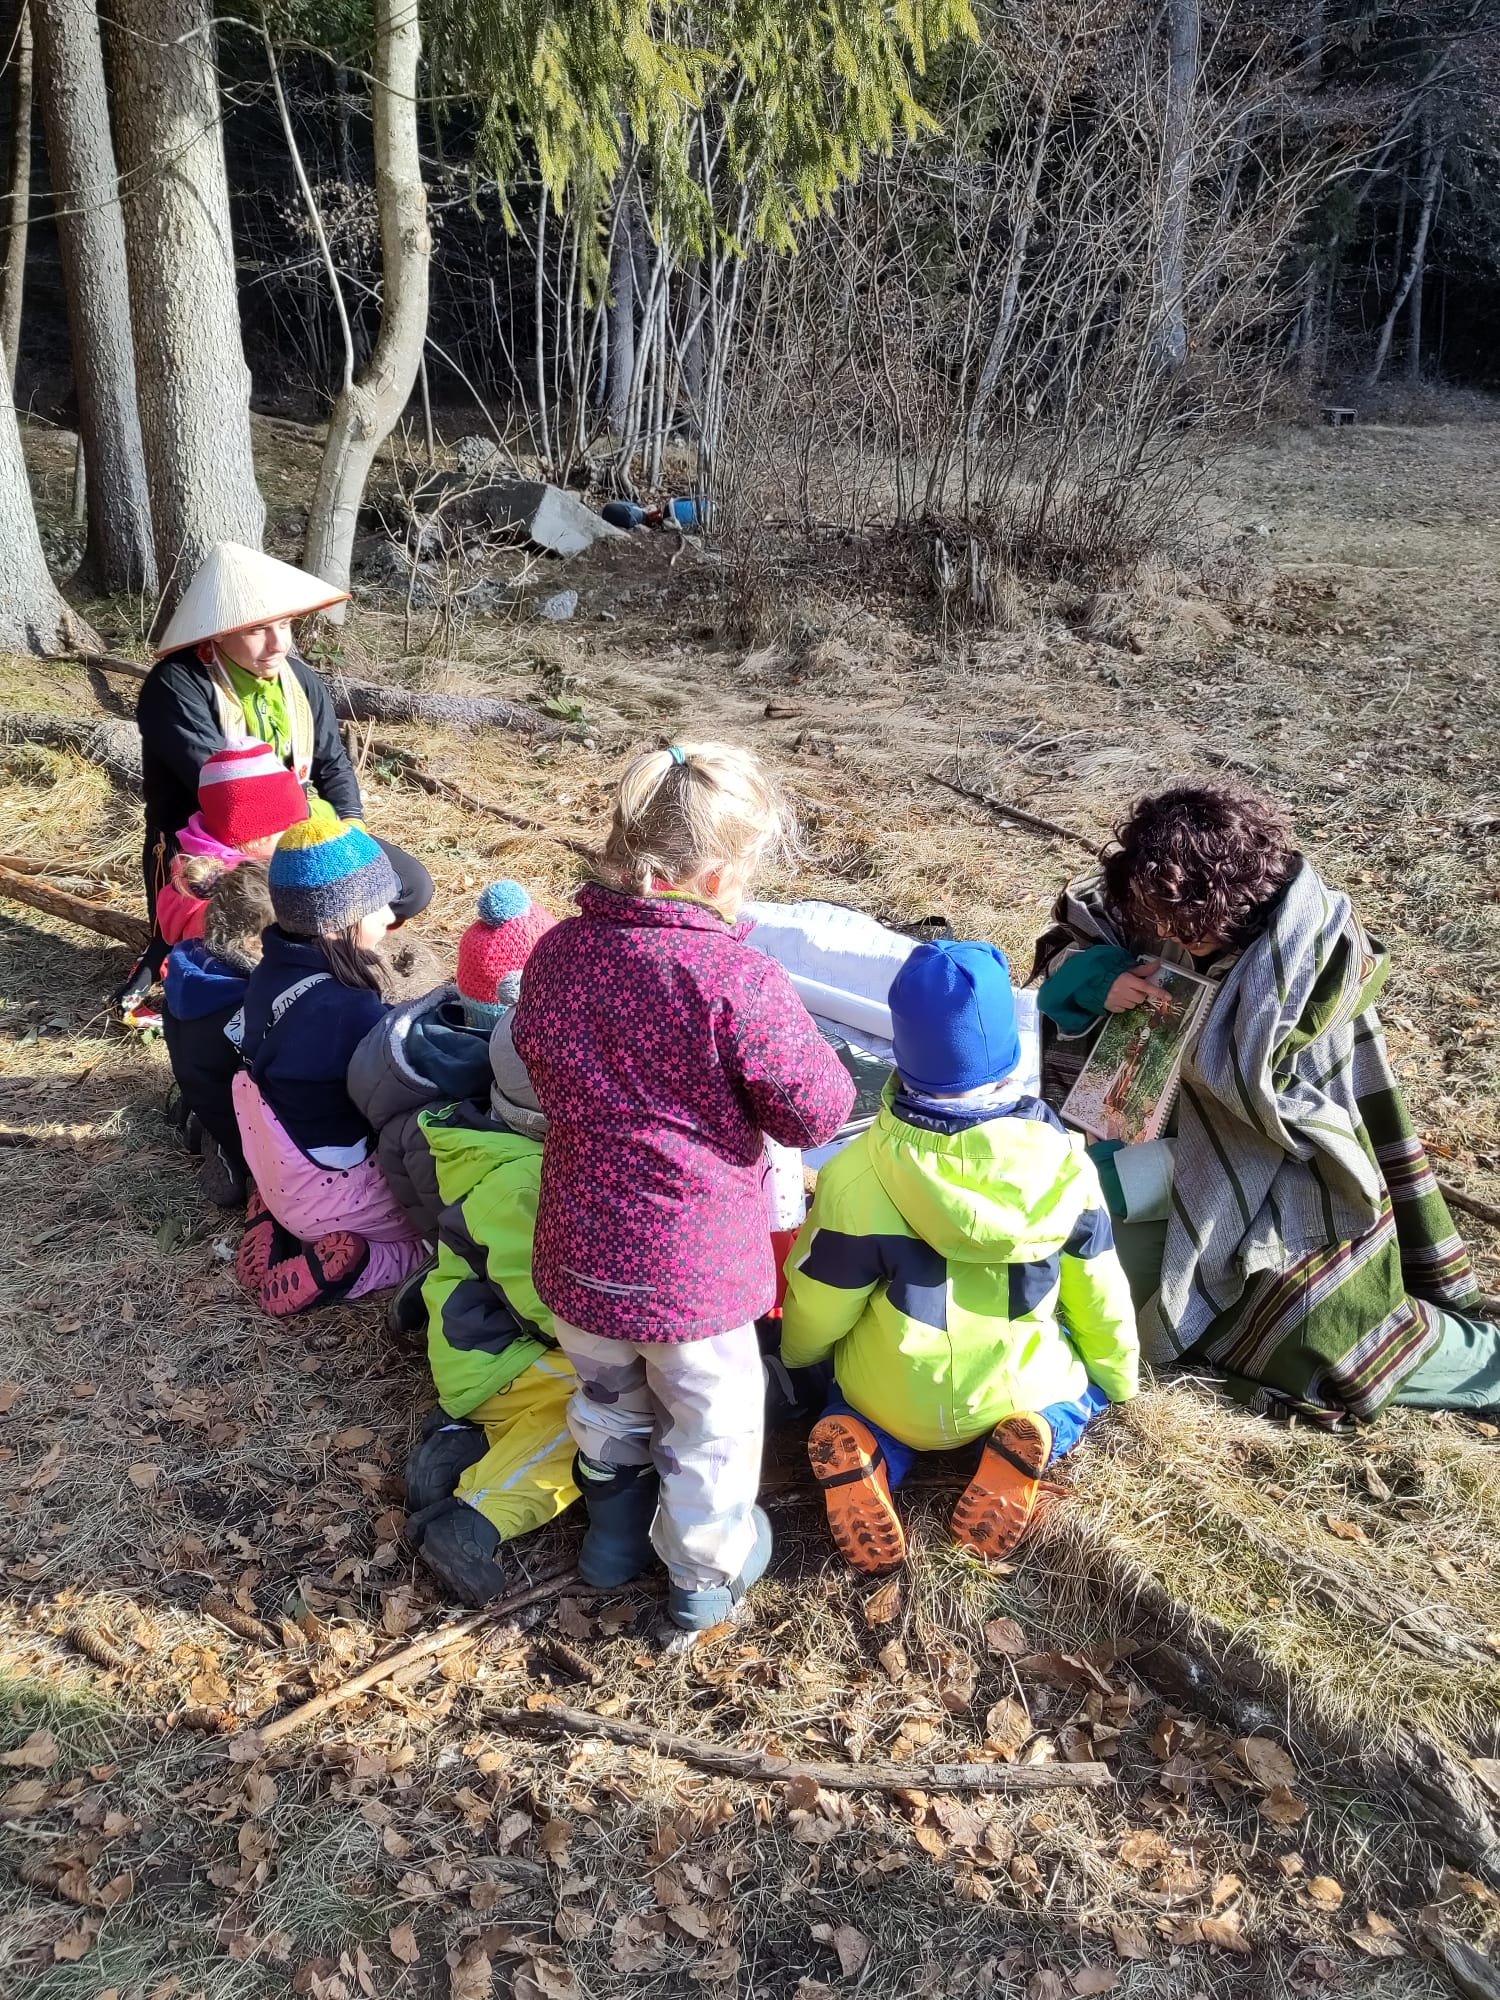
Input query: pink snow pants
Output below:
<box><xmin>232</xmin><ymin>1072</ymin><xmax>426</xmax><ymax>1297</ymax></box>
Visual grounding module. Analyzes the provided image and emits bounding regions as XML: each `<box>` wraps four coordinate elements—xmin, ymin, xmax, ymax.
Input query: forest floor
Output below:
<box><xmin>0</xmin><ymin>410</ymin><xmax>1498</xmax><ymax>2000</ymax></box>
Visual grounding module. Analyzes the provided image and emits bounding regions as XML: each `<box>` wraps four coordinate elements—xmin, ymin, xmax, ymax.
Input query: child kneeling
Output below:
<box><xmin>781</xmin><ymin>940</ymin><xmax>1139</xmax><ymax>1573</ymax></box>
<box><xmin>233</xmin><ymin>815</ymin><xmax>428</xmax><ymax>1314</ymax></box>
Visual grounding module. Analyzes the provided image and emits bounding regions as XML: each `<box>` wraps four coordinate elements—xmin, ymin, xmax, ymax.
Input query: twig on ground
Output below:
<box><xmin>483</xmin><ymin>1700</ymin><xmax>1113</xmax><ymax>1793</ymax></box>
<box><xmin>0</xmin><ymin>866</ymin><xmax>149</xmax><ymax>949</ymax></box>
<box><xmin>1440</xmin><ymin>1181</ymin><xmax>1500</xmax><ymax>1233</ymax></box>
<box><xmin>928</xmin><ymin>770</ymin><xmax>1101</xmax><ymax>856</ymax></box>
<box><xmin>368</xmin><ymin>739</ymin><xmax>592</xmax><ymax>854</ymax></box>
<box><xmin>248</xmin><ymin>1570</ymin><xmax>586</xmax><ymax>1745</ymax></box>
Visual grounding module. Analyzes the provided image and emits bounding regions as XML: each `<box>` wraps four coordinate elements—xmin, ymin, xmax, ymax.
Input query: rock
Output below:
<box><xmin>454</xmin><ymin>435</ymin><xmax>502</xmax><ymax>473</ymax></box>
<box><xmin>413</xmin><ymin>473</ymin><xmax>623</xmax><ymax>557</ymax></box>
<box><xmin>461</xmin><ymin>578</ymin><xmax>520</xmax><ymax>616</ymax></box>
<box><xmin>538</xmin><ymin>589</ymin><xmax>578</xmax><ymax>623</ymax></box>
<box><xmin>358</xmin><ymin>538</ymin><xmax>414</xmax><ymax>586</ymax></box>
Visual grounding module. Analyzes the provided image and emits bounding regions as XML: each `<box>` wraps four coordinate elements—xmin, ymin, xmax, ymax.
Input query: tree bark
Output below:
<box><xmin>1152</xmin><ymin>0</ymin><xmax>1200</xmax><ymax>374</ymax></box>
<box><xmin>0</xmin><ymin>863</ymin><xmax>148</xmax><ymax>947</ymax></box>
<box><xmin>303</xmin><ymin>0</ymin><xmax>429</xmax><ymax>618</ymax></box>
<box><xmin>33</xmin><ymin>0</ymin><xmax>157</xmax><ymax>594</ymax></box>
<box><xmin>109</xmin><ymin>0</ymin><xmax>264</xmax><ymax>620</ymax></box>
<box><xmin>0</xmin><ymin>0</ymin><xmax>32</xmax><ymax>389</ymax></box>
<box><xmin>604</xmin><ymin>181</ymin><xmax>636</xmax><ymax>436</ymax></box>
<box><xmin>0</xmin><ymin>384</ymin><xmax>96</xmax><ymax>652</ymax></box>
<box><xmin>1365</xmin><ymin>119</ymin><xmax>1442</xmax><ymax>390</ymax></box>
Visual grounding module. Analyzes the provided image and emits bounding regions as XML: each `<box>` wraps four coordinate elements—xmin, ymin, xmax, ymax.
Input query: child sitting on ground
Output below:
<box><xmin>513</xmin><ymin>742</ymin><xmax>855</xmax><ymax>1632</ymax></box>
<box><xmin>163</xmin><ymin>862</ymin><xmax>273</xmax><ymax>1205</ymax></box>
<box><xmin>781</xmin><ymin>939</ymin><xmax>1139</xmax><ymax>1574</ymax></box>
<box><xmin>155</xmin><ymin>741</ymin><xmax>309</xmax><ymax>946</ymax></box>
<box><xmin>232</xmin><ymin>815</ymin><xmax>428</xmax><ymax>1316</ymax></box>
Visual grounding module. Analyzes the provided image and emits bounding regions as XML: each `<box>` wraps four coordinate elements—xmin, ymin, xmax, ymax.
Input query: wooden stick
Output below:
<box><xmin>0</xmin><ymin>865</ymin><xmax>149</xmax><ymax>949</ymax></box>
<box><xmin>248</xmin><ymin>1570</ymin><xmax>585</xmax><ymax>1746</ymax></box>
<box><xmin>1439</xmin><ymin>1181</ymin><xmax>1500</xmax><ymax>1233</ymax></box>
<box><xmin>76</xmin><ymin>650</ymin><xmax>149</xmax><ymax>683</ymax></box>
<box><xmin>368</xmin><ymin>738</ymin><xmax>589</xmax><ymax>851</ymax></box>
<box><xmin>484</xmin><ymin>1701</ymin><xmax>1113</xmax><ymax>1794</ymax></box>
<box><xmin>0</xmin><ymin>851</ymin><xmax>130</xmax><ymax>884</ymax></box>
<box><xmin>928</xmin><ymin>771</ymin><xmax>1101</xmax><ymax>856</ymax></box>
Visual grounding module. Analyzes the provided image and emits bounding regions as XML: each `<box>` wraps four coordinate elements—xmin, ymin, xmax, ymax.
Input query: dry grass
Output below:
<box><xmin>2</xmin><ymin>412</ymin><xmax>1499</xmax><ymax>1995</ymax></box>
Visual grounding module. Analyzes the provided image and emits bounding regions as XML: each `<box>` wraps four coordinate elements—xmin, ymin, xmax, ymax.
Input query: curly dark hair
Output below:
<box><xmin>1102</xmin><ymin>782</ymin><xmax>1300</xmax><ymax>950</ymax></box>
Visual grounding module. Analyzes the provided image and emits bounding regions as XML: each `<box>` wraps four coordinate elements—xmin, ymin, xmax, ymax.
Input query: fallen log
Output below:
<box><xmin>928</xmin><ymin>770</ymin><xmax>1101</xmax><ymax>856</ymax></box>
<box><xmin>248</xmin><ymin>1569</ymin><xmax>587</xmax><ymax>1746</ymax></box>
<box><xmin>1440</xmin><ymin>1181</ymin><xmax>1500</xmax><ymax>1234</ymax></box>
<box><xmin>1</xmin><ymin>712</ymin><xmax>143</xmax><ymax>791</ymax></box>
<box><xmin>0</xmin><ymin>865</ymin><xmax>149</xmax><ymax>949</ymax></box>
<box><xmin>72</xmin><ymin>651</ymin><xmax>589</xmax><ymax>746</ymax></box>
<box><xmin>482</xmin><ymin>1700</ymin><xmax>1113</xmax><ymax>1795</ymax></box>
<box><xmin>0</xmin><ymin>850</ymin><xmax>131</xmax><ymax>884</ymax></box>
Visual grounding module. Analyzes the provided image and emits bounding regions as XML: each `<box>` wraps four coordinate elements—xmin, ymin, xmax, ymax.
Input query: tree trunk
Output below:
<box><xmin>328</xmin><ymin>60</ymin><xmax>353</xmax><ymax>186</ymax></box>
<box><xmin>1152</xmin><ymin>0</ymin><xmax>1200</xmax><ymax>374</ymax></box>
<box><xmin>303</xmin><ymin>0</ymin><xmax>429</xmax><ymax>617</ymax></box>
<box><xmin>33</xmin><ymin>0</ymin><xmax>156</xmax><ymax>594</ymax></box>
<box><xmin>110</xmin><ymin>0</ymin><xmax>264</xmax><ymax>620</ymax></box>
<box><xmin>1364</xmin><ymin>119</ymin><xmax>1442</xmax><ymax>390</ymax></box>
<box><xmin>1405</xmin><ymin>226</ymin><xmax>1427</xmax><ymax>383</ymax></box>
<box><xmin>0</xmin><ymin>378</ymin><xmax>98</xmax><ymax>652</ymax></box>
<box><xmin>0</xmin><ymin>0</ymin><xmax>32</xmax><ymax>389</ymax></box>
<box><xmin>604</xmin><ymin>184</ymin><xmax>636</xmax><ymax>436</ymax></box>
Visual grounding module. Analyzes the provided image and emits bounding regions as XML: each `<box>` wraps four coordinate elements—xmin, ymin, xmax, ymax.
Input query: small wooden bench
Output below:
<box><xmin>1323</xmin><ymin>406</ymin><xmax>1356</xmax><ymax>426</ymax></box>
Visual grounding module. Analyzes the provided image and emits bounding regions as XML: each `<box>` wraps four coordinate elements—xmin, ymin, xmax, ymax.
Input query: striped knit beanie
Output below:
<box><xmin>197</xmin><ymin>741</ymin><xmax>310</xmax><ymax>848</ymax></box>
<box><xmin>267</xmin><ymin>815</ymin><xmax>402</xmax><ymax>936</ymax></box>
<box><xmin>456</xmin><ymin>880</ymin><xmax>556</xmax><ymax>1027</ymax></box>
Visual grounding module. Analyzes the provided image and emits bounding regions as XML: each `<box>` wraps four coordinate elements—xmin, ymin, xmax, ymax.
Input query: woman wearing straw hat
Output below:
<box><xmin>124</xmin><ymin>542</ymin><xmax>433</xmax><ymax>1012</ymax></box>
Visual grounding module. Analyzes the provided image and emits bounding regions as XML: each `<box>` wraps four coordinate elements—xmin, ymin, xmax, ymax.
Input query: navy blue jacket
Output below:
<box><xmin>162</xmin><ymin>940</ymin><xmax>252</xmax><ymax>1169</ymax></box>
<box><xmin>238</xmin><ymin>928</ymin><xmax>389</xmax><ymax>1153</ymax></box>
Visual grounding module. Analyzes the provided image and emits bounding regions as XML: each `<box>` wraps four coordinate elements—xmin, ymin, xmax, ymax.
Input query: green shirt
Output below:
<box><xmin>223</xmin><ymin>659</ymin><xmax>293</xmax><ymax>764</ymax></box>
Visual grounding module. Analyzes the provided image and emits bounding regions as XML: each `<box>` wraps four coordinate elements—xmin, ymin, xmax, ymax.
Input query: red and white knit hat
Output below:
<box><xmin>456</xmin><ymin>881</ymin><xmax>557</xmax><ymax>1026</ymax></box>
<box><xmin>197</xmin><ymin>742</ymin><xmax>311</xmax><ymax>848</ymax></box>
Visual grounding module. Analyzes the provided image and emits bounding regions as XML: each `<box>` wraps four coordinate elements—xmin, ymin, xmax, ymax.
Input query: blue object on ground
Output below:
<box><xmin>601</xmin><ymin>500</ymin><xmax>645</xmax><ymax>529</ymax></box>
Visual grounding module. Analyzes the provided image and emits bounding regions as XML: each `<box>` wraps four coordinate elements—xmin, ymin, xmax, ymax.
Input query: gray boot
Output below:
<box><xmin>574</xmin><ymin>1454</ymin><xmax>660</xmax><ymax>1588</ymax></box>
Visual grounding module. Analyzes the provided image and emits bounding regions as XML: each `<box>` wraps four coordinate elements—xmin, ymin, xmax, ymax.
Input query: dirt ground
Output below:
<box><xmin>0</xmin><ymin>412</ymin><xmax>1498</xmax><ymax>1999</ymax></box>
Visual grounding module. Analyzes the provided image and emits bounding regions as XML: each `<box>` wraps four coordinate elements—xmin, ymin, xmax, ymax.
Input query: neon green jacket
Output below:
<box><xmin>419</xmin><ymin>1108</ymin><xmax>554</xmax><ymax>1418</ymax></box>
<box><xmin>780</xmin><ymin>1087</ymin><xmax>1139</xmax><ymax>1451</ymax></box>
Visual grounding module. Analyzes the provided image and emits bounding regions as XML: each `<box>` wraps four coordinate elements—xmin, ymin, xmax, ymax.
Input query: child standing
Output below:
<box><xmin>155</xmin><ymin>742</ymin><xmax>310</xmax><ymax>945</ymax></box>
<box><xmin>781</xmin><ymin>940</ymin><xmax>1139</xmax><ymax>1574</ymax></box>
<box><xmin>232</xmin><ymin>815</ymin><xmax>428</xmax><ymax>1315</ymax></box>
<box><xmin>513</xmin><ymin>743</ymin><xmax>855</xmax><ymax>1630</ymax></box>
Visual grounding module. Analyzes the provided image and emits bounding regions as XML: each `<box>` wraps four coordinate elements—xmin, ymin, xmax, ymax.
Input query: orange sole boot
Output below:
<box><xmin>807</xmin><ymin>1413</ymin><xmax>906</xmax><ymax>1574</ymax></box>
<box><xmin>950</xmin><ymin>1412</ymin><xmax>1053</xmax><ymax>1561</ymax></box>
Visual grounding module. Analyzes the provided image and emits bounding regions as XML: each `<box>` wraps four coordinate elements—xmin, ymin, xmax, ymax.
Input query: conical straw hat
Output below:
<box><xmin>154</xmin><ymin>542</ymin><xmax>350</xmax><ymax>656</ymax></box>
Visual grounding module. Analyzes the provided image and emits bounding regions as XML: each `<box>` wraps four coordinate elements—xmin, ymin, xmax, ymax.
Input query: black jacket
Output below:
<box><xmin>136</xmin><ymin>647</ymin><xmax>363</xmax><ymax>841</ymax></box>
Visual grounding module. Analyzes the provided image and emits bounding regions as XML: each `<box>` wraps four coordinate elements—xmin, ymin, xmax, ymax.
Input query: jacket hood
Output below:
<box><xmin>165</xmin><ymin>938</ymin><xmax>249</xmax><ymax>1021</ymax></box>
<box><xmin>347</xmin><ymin>983</ymin><xmax>491</xmax><ymax>1130</ymax></box>
<box><xmin>867</xmin><ymin>1086</ymin><xmax>1092</xmax><ymax>1264</ymax></box>
<box><xmin>176</xmin><ymin>812</ymin><xmax>243</xmax><ymax>864</ymax></box>
<box><xmin>575</xmin><ymin>880</ymin><xmax>752</xmax><ymax>941</ymax></box>
<box><xmin>489</xmin><ymin>1011</ymin><xmax>547</xmax><ymax>1139</ymax></box>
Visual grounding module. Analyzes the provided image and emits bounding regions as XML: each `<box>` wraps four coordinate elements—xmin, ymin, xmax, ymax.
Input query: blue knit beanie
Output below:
<box><xmin>888</xmin><ymin>939</ymin><xmax>1020</xmax><ymax>1094</ymax></box>
<box><xmin>267</xmin><ymin>815</ymin><xmax>402</xmax><ymax>935</ymax></box>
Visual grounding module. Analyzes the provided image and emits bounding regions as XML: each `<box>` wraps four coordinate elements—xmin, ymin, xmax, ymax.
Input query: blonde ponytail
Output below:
<box><xmin>600</xmin><ymin>741</ymin><xmax>794</xmax><ymax>907</ymax></box>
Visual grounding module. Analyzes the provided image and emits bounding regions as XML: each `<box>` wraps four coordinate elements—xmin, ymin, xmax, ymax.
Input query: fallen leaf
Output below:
<box><xmin>1471</xmin><ymin>1758</ymin><xmax>1500</xmax><ymax>1800</ymax></box>
<box><xmin>689</xmin><ymin>1947</ymin><xmax>742</xmax><ymax>1984</ymax></box>
<box><xmin>52</xmin><ymin>1926</ymin><xmax>94</xmax><ymax>1962</ymax></box>
<box><xmin>0</xmin><ymin>1381</ymin><xmax>20</xmax><ymax>1413</ymax></box>
<box><xmin>1235</xmin><ymin>1735</ymin><xmax>1297</xmax><ymax>1791</ymax></box>
<box><xmin>782</xmin><ymin>1774</ymin><xmax>822</xmax><ymax>1813</ymax></box>
<box><xmin>1009</xmin><ymin>1853</ymin><xmax>1044</xmax><ymax>1895</ymax></box>
<box><xmin>449</xmin><ymin>1941</ymin><xmax>491</xmax><ymax>1999</ymax></box>
<box><xmin>863</xmin><ymin>1577</ymin><xmax>902</xmax><ymax>1627</ymax></box>
<box><xmin>0</xmin><ymin>1727</ymin><xmax>57</xmax><ymax>1768</ymax></box>
<box><xmin>1</xmin><ymin>1778</ymin><xmax>50</xmax><ymax>1811</ymax></box>
<box><xmin>332</xmin><ymin>1426</ymin><xmax>375</xmax><ymax>1450</ymax></box>
<box><xmin>791</xmin><ymin>1983</ymin><xmax>833</xmax><ymax>2000</ymax></box>
<box><xmin>1362</xmin><ymin>1461</ymin><xmax>1392</xmax><ymax>1501</ymax></box>
<box><xmin>1109</xmin><ymin>1921</ymin><xmax>1150</xmax><ymax>1961</ymax></box>
<box><xmin>1212</xmin><ymin>1873</ymin><xmax>1244</xmax><ymax>1909</ymax></box>
<box><xmin>1305</xmin><ymin>1875</ymin><xmax>1345</xmax><ymax>1910</ymax></box>
<box><xmin>536</xmin><ymin>1819</ymin><xmax>572</xmax><ymax>1866</ymax></box>
<box><xmin>1071</xmin><ymin>1968</ymin><xmax>1118</xmax><ymax>1996</ymax></box>
<box><xmin>983</xmin><ymin>1697</ymin><xmax>1031</xmax><ymax>1759</ymax></box>
<box><xmin>598</xmin><ymin>1599</ymin><xmax>636</xmax><ymax>1634</ymax></box>
<box><xmin>878</xmin><ymin>1640</ymin><xmax>908</xmax><ymax>1681</ymax></box>
<box><xmin>1118</xmin><ymin>1830</ymin><xmax>1171</xmax><ymax>1869</ymax></box>
<box><xmin>1324</xmin><ymin>1514</ymin><xmax>1367</xmax><ymax>1543</ymax></box>
<box><xmin>554</xmin><ymin>1598</ymin><xmax>594</xmax><ymax>1643</ymax></box>
<box><xmin>389</xmin><ymin>1922</ymin><xmax>419</xmax><ymax>1965</ymax></box>
<box><xmin>984</xmin><ymin>1616</ymin><xmax>1028</xmax><ymax>1657</ymax></box>
<box><xmin>611</xmin><ymin>1911</ymin><xmax>669</xmax><ymax>1973</ymax></box>
<box><xmin>811</xmin><ymin>1922</ymin><xmax>872</xmax><ymax>1976</ymax></box>
<box><xmin>1348</xmin><ymin>1912</ymin><xmax>1405</xmax><ymax>1959</ymax></box>
<box><xmin>1262</xmin><ymin>1783</ymin><xmax>1308</xmax><ymax>1826</ymax></box>
<box><xmin>97</xmin><ymin>1871</ymin><xmax>134</xmax><ymax>1908</ymax></box>
<box><xmin>1026</xmin><ymin>1973</ymin><xmax>1065</xmax><ymax>2000</ymax></box>
<box><xmin>126</xmin><ymin>1462</ymin><xmax>161</xmax><ymax>1490</ymax></box>
<box><xmin>514</xmin><ymin>1951</ymin><xmax>580</xmax><ymax>2000</ymax></box>
<box><xmin>1199</xmin><ymin>1913</ymin><xmax>1252</xmax><ymax>1955</ymax></box>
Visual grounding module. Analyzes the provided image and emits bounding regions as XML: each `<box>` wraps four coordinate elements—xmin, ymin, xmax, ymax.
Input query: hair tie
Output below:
<box><xmin>668</xmin><ymin>745</ymin><xmax>686</xmax><ymax>765</ymax></box>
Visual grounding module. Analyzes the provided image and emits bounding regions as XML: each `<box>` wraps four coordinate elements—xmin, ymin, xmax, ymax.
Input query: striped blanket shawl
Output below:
<box><xmin>1039</xmin><ymin>862</ymin><xmax>1478</xmax><ymax>1426</ymax></box>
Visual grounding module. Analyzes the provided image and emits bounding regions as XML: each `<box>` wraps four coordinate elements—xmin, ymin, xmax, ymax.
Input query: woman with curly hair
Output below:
<box><xmin>1033</xmin><ymin>781</ymin><xmax>1500</xmax><ymax>1427</ymax></box>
